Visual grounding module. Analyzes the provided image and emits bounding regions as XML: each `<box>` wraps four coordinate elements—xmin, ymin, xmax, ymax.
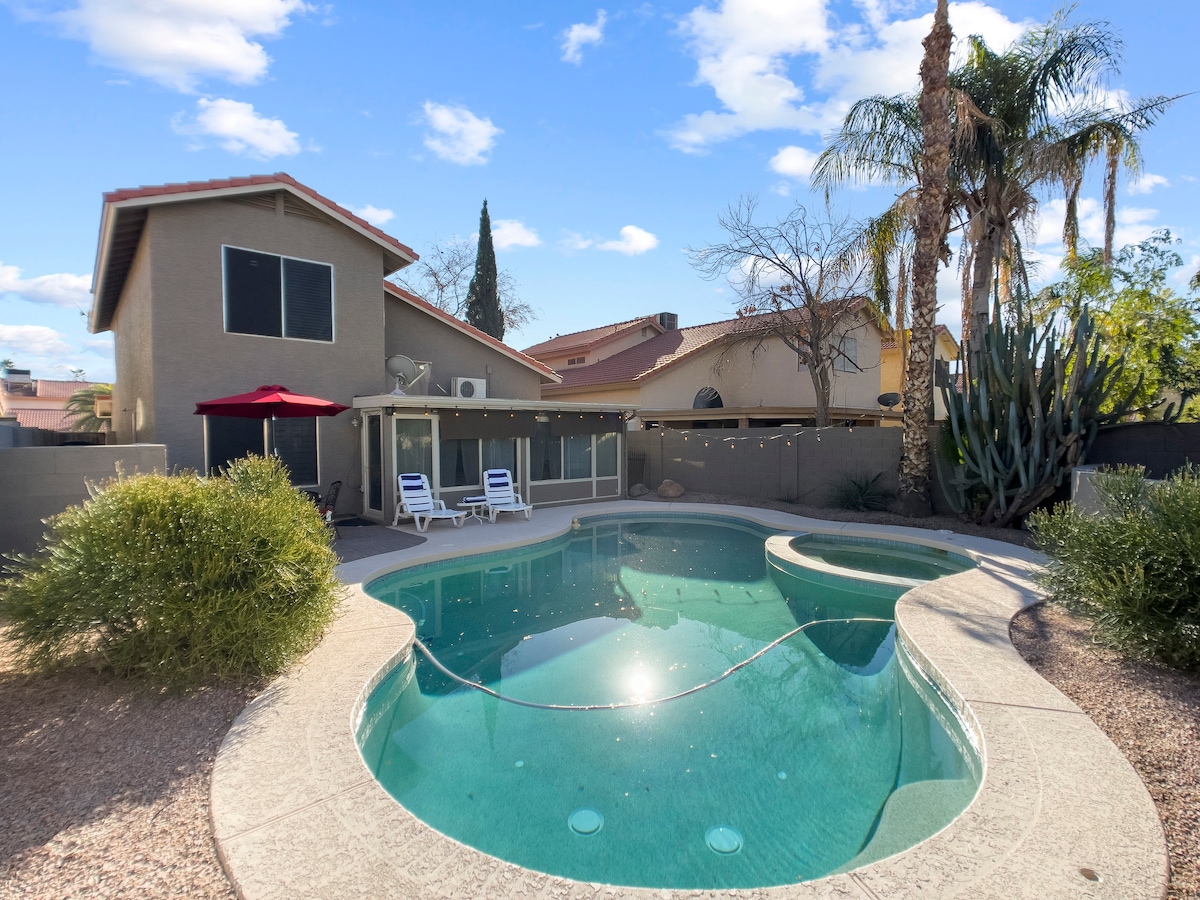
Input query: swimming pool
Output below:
<box><xmin>357</xmin><ymin>515</ymin><xmax>980</xmax><ymax>889</ymax></box>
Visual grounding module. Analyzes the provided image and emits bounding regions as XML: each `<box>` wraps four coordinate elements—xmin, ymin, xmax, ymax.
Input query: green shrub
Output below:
<box><xmin>826</xmin><ymin>472</ymin><xmax>896</xmax><ymax>512</ymax></box>
<box><xmin>0</xmin><ymin>455</ymin><xmax>341</xmax><ymax>685</ymax></box>
<box><xmin>1029</xmin><ymin>465</ymin><xmax>1200</xmax><ymax>671</ymax></box>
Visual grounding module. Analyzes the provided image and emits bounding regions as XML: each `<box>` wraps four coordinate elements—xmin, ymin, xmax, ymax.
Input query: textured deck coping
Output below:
<box><xmin>211</xmin><ymin>501</ymin><xmax>1168</xmax><ymax>899</ymax></box>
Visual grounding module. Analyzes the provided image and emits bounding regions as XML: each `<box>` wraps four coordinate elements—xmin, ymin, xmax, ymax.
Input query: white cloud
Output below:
<box><xmin>493</xmin><ymin>219</ymin><xmax>542</xmax><ymax>250</ymax></box>
<box><xmin>561</xmin><ymin>10</ymin><xmax>607</xmax><ymax>65</ymax></box>
<box><xmin>40</xmin><ymin>0</ymin><xmax>309</xmax><ymax>92</ymax></box>
<box><xmin>421</xmin><ymin>102</ymin><xmax>502</xmax><ymax>166</ymax></box>
<box><xmin>0</xmin><ymin>324</ymin><xmax>76</xmax><ymax>359</ymax></box>
<box><xmin>668</xmin><ymin>0</ymin><xmax>1029</xmax><ymax>152</ymax></box>
<box><xmin>1128</xmin><ymin>173</ymin><xmax>1169</xmax><ymax>196</ymax></box>
<box><xmin>0</xmin><ymin>263</ymin><xmax>92</xmax><ymax>309</ymax></box>
<box><xmin>769</xmin><ymin>145</ymin><xmax>820</xmax><ymax>181</ymax></box>
<box><xmin>597</xmin><ymin>225</ymin><xmax>659</xmax><ymax>255</ymax></box>
<box><xmin>347</xmin><ymin>204</ymin><xmax>395</xmax><ymax>227</ymax></box>
<box><xmin>1035</xmin><ymin>198</ymin><xmax>1161</xmax><ymax>254</ymax></box>
<box><xmin>172</xmin><ymin>98</ymin><xmax>301</xmax><ymax>158</ymax></box>
<box><xmin>559</xmin><ymin>232</ymin><xmax>594</xmax><ymax>252</ymax></box>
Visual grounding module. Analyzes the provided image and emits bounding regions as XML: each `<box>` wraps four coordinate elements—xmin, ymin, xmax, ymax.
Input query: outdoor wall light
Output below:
<box><xmin>351</xmin><ymin>417</ymin><xmax>360</xmax><ymax>427</ymax></box>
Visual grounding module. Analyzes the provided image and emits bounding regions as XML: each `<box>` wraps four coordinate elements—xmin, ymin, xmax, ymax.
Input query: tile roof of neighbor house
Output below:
<box><xmin>91</xmin><ymin>173</ymin><xmax>418</xmax><ymax>333</ymax></box>
<box><xmin>34</xmin><ymin>379</ymin><xmax>105</xmax><ymax>399</ymax></box>
<box><xmin>542</xmin><ymin>307</ymin><xmax>853</xmax><ymax>394</ymax></box>
<box><xmin>13</xmin><ymin>409</ymin><xmax>78</xmax><ymax>431</ymax></box>
<box><xmin>382</xmin><ymin>281</ymin><xmax>561</xmax><ymax>384</ymax></box>
<box><xmin>522</xmin><ymin>315</ymin><xmax>662</xmax><ymax>357</ymax></box>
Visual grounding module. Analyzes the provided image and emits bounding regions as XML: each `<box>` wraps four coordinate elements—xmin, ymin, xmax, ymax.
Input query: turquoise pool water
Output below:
<box><xmin>789</xmin><ymin>534</ymin><xmax>975</xmax><ymax>581</ymax></box>
<box><xmin>358</xmin><ymin>515</ymin><xmax>979</xmax><ymax>889</ymax></box>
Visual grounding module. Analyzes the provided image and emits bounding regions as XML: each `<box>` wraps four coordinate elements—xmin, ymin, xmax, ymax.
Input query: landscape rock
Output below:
<box><xmin>657</xmin><ymin>479</ymin><xmax>685</xmax><ymax>499</ymax></box>
<box><xmin>628</xmin><ymin>483</ymin><xmax>649</xmax><ymax>498</ymax></box>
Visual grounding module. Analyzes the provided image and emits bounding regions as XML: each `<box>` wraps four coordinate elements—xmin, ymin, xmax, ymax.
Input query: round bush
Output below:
<box><xmin>1</xmin><ymin>455</ymin><xmax>341</xmax><ymax>685</ymax></box>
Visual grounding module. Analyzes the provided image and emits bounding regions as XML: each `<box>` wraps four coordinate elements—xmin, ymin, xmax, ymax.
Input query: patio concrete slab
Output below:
<box><xmin>211</xmin><ymin>501</ymin><xmax>1168</xmax><ymax>899</ymax></box>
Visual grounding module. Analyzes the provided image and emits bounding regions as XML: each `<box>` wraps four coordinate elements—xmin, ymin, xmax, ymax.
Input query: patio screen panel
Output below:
<box><xmin>273</xmin><ymin>418</ymin><xmax>319</xmax><ymax>485</ymax></box>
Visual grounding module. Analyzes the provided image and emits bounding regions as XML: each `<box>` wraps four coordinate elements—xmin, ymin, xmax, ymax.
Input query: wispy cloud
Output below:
<box><xmin>597</xmin><ymin>225</ymin><xmax>658</xmax><ymax>255</ymax></box>
<box><xmin>769</xmin><ymin>145</ymin><xmax>819</xmax><ymax>181</ymax></box>
<box><xmin>667</xmin><ymin>0</ymin><xmax>1029</xmax><ymax>153</ymax></box>
<box><xmin>174</xmin><ymin>98</ymin><xmax>301</xmax><ymax>158</ymax></box>
<box><xmin>421</xmin><ymin>101</ymin><xmax>502</xmax><ymax>166</ymax></box>
<box><xmin>561</xmin><ymin>10</ymin><xmax>607</xmax><ymax>65</ymax></box>
<box><xmin>30</xmin><ymin>0</ymin><xmax>309</xmax><ymax>92</ymax></box>
<box><xmin>1127</xmin><ymin>173</ymin><xmax>1169</xmax><ymax>196</ymax></box>
<box><xmin>0</xmin><ymin>324</ymin><xmax>77</xmax><ymax>359</ymax></box>
<box><xmin>493</xmin><ymin>219</ymin><xmax>542</xmax><ymax>250</ymax></box>
<box><xmin>0</xmin><ymin>263</ymin><xmax>92</xmax><ymax>309</ymax></box>
<box><xmin>347</xmin><ymin>204</ymin><xmax>395</xmax><ymax>227</ymax></box>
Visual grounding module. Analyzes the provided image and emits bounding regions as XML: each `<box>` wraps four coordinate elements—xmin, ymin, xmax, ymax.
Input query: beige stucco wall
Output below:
<box><xmin>383</xmin><ymin>297</ymin><xmax>543</xmax><ymax>401</ymax></box>
<box><xmin>879</xmin><ymin>330</ymin><xmax>959</xmax><ymax>423</ymax></box>
<box><xmin>111</xmin><ymin>230</ymin><xmax>155</xmax><ymax>444</ymax></box>
<box><xmin>0</xmin><ymin>444</ymin><xmax>167</xmax><ymax>555</ymax></box>
<box><xmin>548</xmin><ymin>321</ymin><xmax>884</xmax><ymax>419</ymax></box>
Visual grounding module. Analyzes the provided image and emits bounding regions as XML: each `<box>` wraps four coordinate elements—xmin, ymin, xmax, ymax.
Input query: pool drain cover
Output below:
<box><xmin>568</xmin><ymin>808</ymin><xmax>604</xmax><ymax>835</ymax></box>
<box><xmin>705</xmin><ymin>825</ymin><xmax>743</xmax><ymax>855</ymax></box>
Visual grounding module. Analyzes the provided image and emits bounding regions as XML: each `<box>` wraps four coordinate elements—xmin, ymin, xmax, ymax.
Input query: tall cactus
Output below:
<box><xmin>940</xmin><ymin>300</ymin><xmax>1138</xmax><ymax>527</ymax></box>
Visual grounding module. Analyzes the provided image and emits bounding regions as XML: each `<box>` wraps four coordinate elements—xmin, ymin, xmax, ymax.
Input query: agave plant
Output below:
<box><xmin>939</xmin><ymin>300</ymin><xmax>1137</xmax><ymax>527</ymax></box>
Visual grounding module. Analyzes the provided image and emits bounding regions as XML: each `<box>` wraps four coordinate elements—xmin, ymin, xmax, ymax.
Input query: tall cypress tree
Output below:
<box><xmin>465</xmin><ymin>200</ymin><xmax>505</xmax><ymax>340</ymax></box>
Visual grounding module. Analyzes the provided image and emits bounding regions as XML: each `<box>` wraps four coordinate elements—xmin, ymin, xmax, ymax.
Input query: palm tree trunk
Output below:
<box><xmin>896</xmin><ymin>0</ymin><xmax>952</xmax><ymax>516</ymax></box>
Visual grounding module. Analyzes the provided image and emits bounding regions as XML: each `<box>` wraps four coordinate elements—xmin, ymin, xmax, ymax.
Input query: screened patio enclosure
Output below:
<box><xmin>352</xmin><ymin>396</ymin><xmax>633</xmax><ymax>525</ymax></box>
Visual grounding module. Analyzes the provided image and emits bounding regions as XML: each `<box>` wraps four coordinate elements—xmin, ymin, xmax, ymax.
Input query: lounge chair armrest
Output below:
<box><xmin>432</xmin><ymin>499</ymin><xmax>447</xmax><ymax>510</ymax></box>
<box><xmin>513</xmin><ymin>493</ymin><xmax>524</xmax><ymax>505</ymax></box>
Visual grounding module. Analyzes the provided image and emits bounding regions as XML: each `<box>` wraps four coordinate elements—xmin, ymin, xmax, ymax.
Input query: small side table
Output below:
<box><xmin>457</xmin><ymin>495</ymin><xmax>488</xmax><ymax>524</ymax></box>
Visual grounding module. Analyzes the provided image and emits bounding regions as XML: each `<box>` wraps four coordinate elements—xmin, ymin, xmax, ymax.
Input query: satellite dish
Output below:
<box><xmin>877</xmin><ymin>392</ymin><xmax>903</xmax><ymax>411</ymax></box>
<box><xmin>385</xmin><ymin>355</ymin><xmax>420</xmax><ymax>396</ymax></box>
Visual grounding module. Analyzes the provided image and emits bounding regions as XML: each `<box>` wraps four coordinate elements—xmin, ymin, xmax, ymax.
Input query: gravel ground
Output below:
<box><xmin>1011</xmin><ymin>604</ymin><xmax>1200</xmax><ymax>900</ymax></box>
<box><xmin>0</xmin><ymin>495</ymin><xmax>1194</xmax><ymax>899</ymax></box>
<box><xmin>0</xmin><ymin>635</ymin><xmax>257</xmax><ymax>899</ymax></box>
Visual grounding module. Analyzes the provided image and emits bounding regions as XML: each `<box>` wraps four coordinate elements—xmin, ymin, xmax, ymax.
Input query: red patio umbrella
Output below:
<box><xmin>194</xmin><ymin>385</ymin><xmax>350</xmax><ymax>419</ymax></box>
<box><xmin>194</xmin><ymin>385</ymin><xmax>350</xmax><ymax>457</ymax></box>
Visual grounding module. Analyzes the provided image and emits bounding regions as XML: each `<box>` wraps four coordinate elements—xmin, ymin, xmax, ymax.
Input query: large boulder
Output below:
<box><xmin>628</xmin><ymin>483</ymin><xmax>650</xmax><ymax>498</ymax></box>
<box><xmin>657</xmin><ymin>479</ymin><xmax>685</xmax><ymax>499</ymax></box>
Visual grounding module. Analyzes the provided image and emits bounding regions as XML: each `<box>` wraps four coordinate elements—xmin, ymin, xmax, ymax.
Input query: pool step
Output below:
<box><xmin>839</xmin><ymin>778</ymin><xmax>978</xmax><ymax>873</ymax></box>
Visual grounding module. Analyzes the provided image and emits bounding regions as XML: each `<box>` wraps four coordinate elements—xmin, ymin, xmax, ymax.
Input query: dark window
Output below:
<box><xmin>273</xmin><ymin>418</ymin><xmax>318</xmax><ymax>485</ymax></box>
<box><xmin>224</xmin><ymin>247</ymin><xmax>333</xmax><ymax>341</ymax></box>
<box><xmin>205</xmin><ymin>415</ymin><xmax>318</xmax><ymax>486</ymax></box>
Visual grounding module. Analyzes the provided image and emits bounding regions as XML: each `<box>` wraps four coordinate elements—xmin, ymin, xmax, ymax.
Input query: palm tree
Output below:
<box><xmin>813</xmin><ymin>10</ymin><xmax>1173</xmax><ymax>374</ymax></box>
<box><xmin>65</xmin><ymin>384</ymin><xmax>112</xmax><ymax>433</ymax></box>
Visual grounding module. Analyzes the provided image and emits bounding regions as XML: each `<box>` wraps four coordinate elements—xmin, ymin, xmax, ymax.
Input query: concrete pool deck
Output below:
<box><xmin>210</xmin><ymin>501</ymin><xmax>1168</xmax><ymax>899</ymax></box>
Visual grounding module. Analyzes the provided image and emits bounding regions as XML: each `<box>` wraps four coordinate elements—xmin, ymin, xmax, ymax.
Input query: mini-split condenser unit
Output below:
<box><xmin>451</xmin><ymin>377</ymin><xmax>487</xmax><ymax>399</ymax></box>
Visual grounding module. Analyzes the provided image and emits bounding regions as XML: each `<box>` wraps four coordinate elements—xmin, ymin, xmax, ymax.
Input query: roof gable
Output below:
<box><xmin>383</xmin><ymin>282</ymin><xmax>561</xmax><ymax>384</ymax></box>
<box><xmin>90</xmin><ymin>173</ymin><xmax>418</xmax><ymax>333</ymax></box>
<box><xmin>523</xmin><ymin>315</ymin><xmax>662</xmax><ymax>358</ymax></box>
<box><xmin>544</xmin><ymin>303</ymin><xmax>877</xmax><ymax>394</ymax></box>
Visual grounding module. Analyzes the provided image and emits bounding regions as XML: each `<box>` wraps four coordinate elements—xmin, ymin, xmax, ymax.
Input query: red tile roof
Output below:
<box><xmin>382</xmin><ymin>281</ymin><xmax>561</xmax><ymax>383</ymax></box>
<box><xmin>523</xmin><ymin>315</ymin><xmax>661</xmax><ymax>357</ymax></box>
<box><xmin>34</xmin><ymin>379</ymin><xmax>106</xmax><ymax>399</ymax></box>
<box><xmin>103</xmin><ymin>173</ymin><xmax>417</xmax><ymax>262</ymax></box>
<box><xmin>542</xmin><ymin>309</ymin><xmax>819</xmax><ymax>394</ymax></box>
<box><xmin>13</xmin><ymin>409</ymin><xmax>79</xmax><ymax>431</ymax></box>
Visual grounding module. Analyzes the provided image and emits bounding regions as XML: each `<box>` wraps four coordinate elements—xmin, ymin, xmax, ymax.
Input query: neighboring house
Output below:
<box><xmin>1</xmin><ymin>370</ymin><xmax>107</xmax><ymax>432</ymax></box>
<box><xmin>89</xmin><ymin>173</ymin><xmax>630</xmax><ymax>522</ymax></box>
<box><xmin>878</xmin><ymin>325</ymin><xmax>960</xmax><ymax>424</ymax></box>
<box><xmin>524</xmin><ymin>313</ymin><xmax>675</xmax><ymax>370</ymax></box>
<box><xmin>527</xmin><ymin>308</ymin><xmax>887</xmax><ymax>428</ymax></box>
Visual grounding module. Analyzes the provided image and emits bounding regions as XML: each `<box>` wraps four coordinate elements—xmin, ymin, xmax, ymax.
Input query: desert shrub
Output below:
<box><xmin>0</xmin><ymin>455</ymin><xmax>340</xmax><ymax>685</ymax></box>
<box><xmin>826</xmin><ymin>472</ymin><xmax>896</xmax><ymax>512</ymax></box>
<box><xmin>1028</xmin><ymin>465</ymin><xmax>1200</xmax><ymax>671</ymax></box>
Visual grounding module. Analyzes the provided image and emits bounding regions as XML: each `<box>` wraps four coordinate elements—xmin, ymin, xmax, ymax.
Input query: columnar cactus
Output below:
<box><xmin>940</xmin><ymin>301</ymin><xmax>1137</xmax><ymax>527</ymax></box>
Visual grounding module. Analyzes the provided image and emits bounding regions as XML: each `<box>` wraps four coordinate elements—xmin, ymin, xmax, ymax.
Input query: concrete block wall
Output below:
<box><xmin>628</xmin><ymin>427</ymin><xmax>903</xmax><ymax>506</ymax></box>
<box><xmin>0</xmin><ymin>444</ymin><xmax>167</xmax><ymax>556</ymax></box>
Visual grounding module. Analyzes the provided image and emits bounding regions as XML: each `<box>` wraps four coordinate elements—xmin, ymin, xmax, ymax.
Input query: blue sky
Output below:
<box><xmin>2</xmin><ymin>0</ymin><xmax>1197</xmax><ymax>384</ymax></box>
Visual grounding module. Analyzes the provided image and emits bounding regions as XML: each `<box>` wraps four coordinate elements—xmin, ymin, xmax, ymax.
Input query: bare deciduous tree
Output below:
<box><xmin>690</xmin><ymin>198</ymin><xmax>875</xmax><ymax>427</ymax></box>
<box><xmin>390</xmin><ymin>237</ymin><xmax>536</xmax><ymax>335</ymax></box>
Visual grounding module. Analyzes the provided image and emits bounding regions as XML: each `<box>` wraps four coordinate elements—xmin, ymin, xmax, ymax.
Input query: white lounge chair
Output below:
<box><xmin>483</xmin><ymin>469</ymin><xmax>533</xmax><ymax>523</ymax></box>
<box><xmin>394</xmin><ymin>473</ymin><xmax>467</xmax><ymax>532</ymax></box>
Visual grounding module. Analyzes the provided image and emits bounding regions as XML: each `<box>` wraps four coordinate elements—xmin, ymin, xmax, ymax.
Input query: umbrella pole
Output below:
<box><xmin>270</xmin><ymin>415</ymin><xmax>278</xmax><ymax>457</ymax></box>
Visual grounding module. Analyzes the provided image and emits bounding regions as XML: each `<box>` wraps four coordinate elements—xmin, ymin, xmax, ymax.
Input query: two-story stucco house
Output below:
<box><xmin>89</xmin><ymin>173</ymin><xmax>631</xmax><ymax>523</ymax></box>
